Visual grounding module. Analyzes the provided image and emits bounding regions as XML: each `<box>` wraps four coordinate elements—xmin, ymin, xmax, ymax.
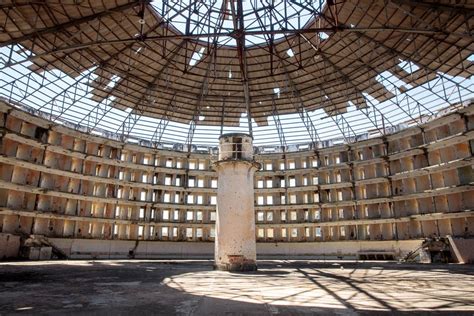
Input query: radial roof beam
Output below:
<box><xmin>271</xmin><ymin>95</ymin><xmax>287</xmax><ymax>148</ymax></box>
<box><xmin>230</xmin><ymin>0</ymin><xmax>253</xmax><ymax>137</ymax></box>
<box><xmin>151</xmin><ymin>94</ymin><xmax>176</xmax><ymax>144</ymax></box>
<box><xmin>291</xmin><ymin>92</ymin><xmax>322</xmax><ymax>145</ymax></box>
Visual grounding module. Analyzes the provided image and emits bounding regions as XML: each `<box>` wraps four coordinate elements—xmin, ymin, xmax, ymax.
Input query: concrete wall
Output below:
<box><xmin>48</xmin><ymin>238</ymin><xmax>422</xmax><ymax>260</ymax></box>
<box><xmin>50</xmin><ymin>238</ymin><xmax>215</xmax><ymax>259</ymax></box>
<box><xmin>0</xmin><ymin>233</ymin><xmax>20</xmax><ymax>259</ymax></box>
<box><xmin>449</xmin><ymin>238</ymin><xmax>474</xmax><ymax>263</ymax></box>
<box><xmin>257</xmin><ymin>239</ymin><xmax>423</xmax><ymax>259</ymax></box>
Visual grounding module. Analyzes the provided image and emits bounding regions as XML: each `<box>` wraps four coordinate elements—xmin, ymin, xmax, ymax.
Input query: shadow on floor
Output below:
<box><xmin>0</xmin><ymin>260</ymin><xmax>473</xmax><ymax>315</ymax></box>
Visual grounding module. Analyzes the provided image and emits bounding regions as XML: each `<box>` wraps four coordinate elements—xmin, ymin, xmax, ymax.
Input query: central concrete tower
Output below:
<box><xmin>213</xmin><ymin>133</ymin><xmax>260</xmax><ymax>271</ymax></box>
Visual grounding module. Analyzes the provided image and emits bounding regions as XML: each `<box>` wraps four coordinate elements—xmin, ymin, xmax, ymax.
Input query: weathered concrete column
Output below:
<box><xmin>213</xmin><ymin>133</ymin><xmax>260</xmax><ymax>271</ymax></box>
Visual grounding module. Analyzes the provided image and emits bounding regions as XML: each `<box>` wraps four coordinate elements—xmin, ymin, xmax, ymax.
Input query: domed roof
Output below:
<box><xmin>0</xmin><ymin>0</ymin><xmax>473</xmax><ymax>147</ymax></box>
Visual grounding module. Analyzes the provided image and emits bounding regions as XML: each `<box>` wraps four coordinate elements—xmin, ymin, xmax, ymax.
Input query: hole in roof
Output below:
<box><xmin>106</xmin><ymin>75</ymin><xmax>120</xmax><ymax>89</ymax></box>
<box><xmin>199</xmin><ymin>115</ymin><xmax>205</xmax><ymax>121</ymax></box>
<box><xmin>376</xmin><ymin>72</ymin><xmax>396</xmax><ymax>91</ymax></box>
<box><xmin>319</xmin><ymin>32</ymin><xmax>329</xmax><ymax>40</ymax></box>
<box><xmin>153</xmin><ymin>1</ymin><xmax>325</xmax><ymax>47</ymax></box>
<box><xmin>376</xmin><ymin>71</ymin><xmax>412</xmax><ymax>92</ymax></box>
<box><xmin>347</xmin><ymin>101</ymin><xmax>357</xmax><ymax>112</ymax></box>
<box><xmin>189</xmin><ymin>47</ymin><xmax>205</xmax><ymax>66</ymax></box>
<box><xmin>273</xmin><ymin>87</ymin><xmax>281</xmax><ymax>98</ymax></box>
<box><xmin>287</xmin><ymin>49</ymin><xmax>295</xmax><ymax>57</ymax></box>
<box><xmin>398</xmin><ymin>59</ymin><xmax>419</xmax><ymax>74</ymax></box>
<box><xmin>228</xmin><ymin>69</ymin><xmax>232</xmax><ymax>79</ymax></box>
<box><xmin>106</xmin><ymin>96</ymin><xmax>116</xmax><ymax>105</ymax></box>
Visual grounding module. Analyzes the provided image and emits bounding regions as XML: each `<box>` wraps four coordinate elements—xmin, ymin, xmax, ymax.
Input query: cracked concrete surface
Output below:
<box><xmin>0</xmin><ymin>260</ymin><xmax>473</xmax><ymax>315</ymax></box>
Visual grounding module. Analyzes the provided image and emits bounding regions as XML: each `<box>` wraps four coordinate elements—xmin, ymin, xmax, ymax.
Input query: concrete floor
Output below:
<box><xmin>0</xmin><ymin>260</ymin><xmax>473</xmax><ymax>315</ymax></box>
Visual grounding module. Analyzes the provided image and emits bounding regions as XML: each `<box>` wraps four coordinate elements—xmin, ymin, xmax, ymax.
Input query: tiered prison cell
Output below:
<box><xmin>0</xmin><ymin>100</ymin><xmax>473</xmax><ymax>258</ymax></box>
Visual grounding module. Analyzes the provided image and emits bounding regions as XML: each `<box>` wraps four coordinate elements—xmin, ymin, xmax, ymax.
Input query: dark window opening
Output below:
<box><xmin>232</xmin><ymin>138</ymin><xmax>242</xmax><ymax>159</ymax></box>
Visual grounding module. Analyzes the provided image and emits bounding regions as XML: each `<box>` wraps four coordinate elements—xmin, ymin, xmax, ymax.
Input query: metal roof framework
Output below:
<box><xmin>0</xmin><ymin>0</ymin><xmax>473</xmax><ymax>148</ymax></box>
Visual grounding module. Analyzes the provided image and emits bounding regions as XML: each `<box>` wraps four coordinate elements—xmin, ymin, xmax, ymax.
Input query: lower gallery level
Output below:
<box><xmin>0</xmin><ymin>99</ymin><xmax>473</xmax><ymax>260</ymax></box>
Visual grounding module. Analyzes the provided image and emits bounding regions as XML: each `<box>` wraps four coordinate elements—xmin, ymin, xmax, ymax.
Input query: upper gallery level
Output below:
<box><xmin>0</xmin><ymin>99</ymin><xmax>473</xmax><ymax>242</ymax></box>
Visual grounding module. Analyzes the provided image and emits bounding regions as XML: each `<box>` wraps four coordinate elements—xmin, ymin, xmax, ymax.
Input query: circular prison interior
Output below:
<box><xmin>0</xmin><ymin>0</ymin><xmax>473</xmax><ymax>265</ymax></box>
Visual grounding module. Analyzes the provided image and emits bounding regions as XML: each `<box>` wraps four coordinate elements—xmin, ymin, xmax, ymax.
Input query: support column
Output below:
<box><xmin>213</xmin><ymin>133</ymin><xmax>260</xmax><ymax>271</ymax></box>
